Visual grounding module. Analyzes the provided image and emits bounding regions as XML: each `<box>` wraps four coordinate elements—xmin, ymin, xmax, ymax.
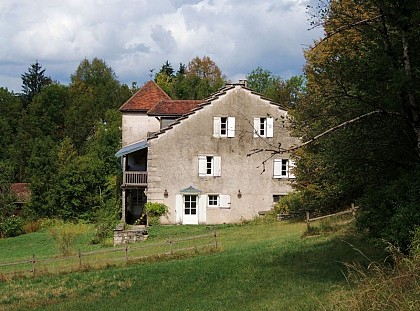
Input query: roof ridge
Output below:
<box><xmin>119</xmin><ymin>80</ymin><xmax>171</xmax><ymax>112</ymax></box>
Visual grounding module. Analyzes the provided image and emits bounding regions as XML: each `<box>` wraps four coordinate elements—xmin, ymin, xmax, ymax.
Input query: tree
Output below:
<box><xmin>154</xmin><ymin>61</ymin><xmax>175</xmax><ymax>96</ymax></box>
<box><xmin>155</xmin><ymin>56</ymin><xmax>228</xmax><ymax>100</ymax></box>
<box><xmin>290</xmin><ymin>0</ymin><xmax>420</xmax><ymax>249</ymax></box>
<box><xmin>21</xmin><ymin>61</ymin><xmax>52</xmax><ymax>106</ymax></box>
<box><xmin>185</xmin><ymin>56</ymin><xmax>227</xmax><ymax>98</ymax></box>
<box><xmin>246</xmin><ymin>67</ymin><xmax>275</xmax><ymax>95</ymax></box>
<box><xmin>246</xmin><ymin>67</ymin><xmax>305</xmax><ymax>107</ymax></box>
<box><xmin>65</xmin><ymin>58</ymin><xmax>131</xmax><ymax>151</ymax></box>
<box><xmin>27</xmin><ymin>84</ymin><xmax>69</xmax><ymax>141</ymax></box>
<box><xmin>0</xmin><ymin>88</ymin><xmax>23</xmax><ymax>182</ymax></box>
<box><xmin>27</xmin><ymin>136</ymin><xmax>59</xmax><ymax>217</ymax></box>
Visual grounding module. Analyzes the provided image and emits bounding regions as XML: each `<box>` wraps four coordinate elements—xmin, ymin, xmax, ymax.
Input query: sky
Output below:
<box><xmin>0</xmin><ymin>0</ymin><xmax>323</xmax><ymax>93</ymax></box>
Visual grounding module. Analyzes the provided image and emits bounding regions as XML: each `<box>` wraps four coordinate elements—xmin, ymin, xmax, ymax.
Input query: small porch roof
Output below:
<box><xmin>180</xmin><ymin>186</ymin><xmax>202</xmax><ymax>194</ymax></box>
<box><xmin>115</xmin><ymin>140</ymin><xmax>148</xmax><ymax>157</ymax></box>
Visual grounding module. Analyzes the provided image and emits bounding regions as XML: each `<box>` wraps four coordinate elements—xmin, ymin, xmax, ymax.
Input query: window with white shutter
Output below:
<box><xmin>253</xmin><ymin>117</ymin><xmax>273</xmax><ymax>138</ymax></box>
<box><xmin>219</xmin><ymin>195</ymin><xmax>231</xmax><ymax>209</ymax></box>
<box><xmin>198</xmin><ymin>155</ymin><xmax>221</xmax><ymax>177</ymax></box>
<box><xmin>227</xmin><ymin>117</ymin><xmax>235</xmax><ymax>137</ymax></box>
<box><xmin>273</xmin><ymin>159</ymin><xmax>295</xmax><ymax>179</ymax></box>
<box><xmin>213</xmin><ymin>116</ymin><xmax>235</xmax><ymax>137</ymax></box>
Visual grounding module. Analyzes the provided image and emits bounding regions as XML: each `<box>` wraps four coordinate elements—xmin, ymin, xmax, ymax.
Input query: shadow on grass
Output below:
<box><xmin>261</xmin><ymin>232</ymin><xmax>383</xmax><ymax>282</ymax></box>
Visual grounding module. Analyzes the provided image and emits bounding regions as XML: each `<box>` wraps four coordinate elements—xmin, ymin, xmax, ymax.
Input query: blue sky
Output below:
<box><xmin>0</xmin><ymin>0</ymin><xmax>322</xmax><ymax>93</ymax></box>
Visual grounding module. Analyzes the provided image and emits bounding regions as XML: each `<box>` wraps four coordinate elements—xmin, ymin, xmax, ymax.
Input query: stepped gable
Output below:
<box><xmin>119</xmin><ymin>80</ymin><xmax>171</xmax><ymax>112</ymax></box>
<box><xmin>147</xmin><ymin>100</ymin><xmax>205</xmax><ymax>116</ymax></box>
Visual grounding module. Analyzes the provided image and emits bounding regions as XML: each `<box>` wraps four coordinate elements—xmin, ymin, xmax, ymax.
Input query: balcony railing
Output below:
<box><xmin>124</xmin><ymin>171</ymin><xmax>147</xmax><ymax>186</ymax></box>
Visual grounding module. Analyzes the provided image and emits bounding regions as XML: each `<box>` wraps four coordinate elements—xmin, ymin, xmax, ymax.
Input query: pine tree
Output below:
<box><xmin>21</xmin><ymin>61</ymin><xmax>52</xmax><ymax>106</ymax></box>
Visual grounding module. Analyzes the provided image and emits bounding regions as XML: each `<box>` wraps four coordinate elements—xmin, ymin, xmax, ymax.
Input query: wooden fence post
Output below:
<box><xmin>169</xmin><ymin>236</ymin><xmax>173</xmax><ymax>254</ymax></box>
<box><xmin>125</xmin><ymin>240</ymin><xmax>128</xmax><ymax>263</ymax></box>
<box><xmin>351</xmin><ymin>203</ymin><xmax>355</xmax><ymax>217</ymax></box>
<box><xmin>213</xmin><ymin>229</ymin><xmax>218</xmax><ymax>249</ymax></box>
<box><xmin>31</xmin><ymin>254</ymin><xmax>36</xmax><ymax>277</ymax></box>
<box><xmin>306</xmin><ymin>211</ymin><xmax>310</xmax><ymax>230</ymax></box>
<box><xmin>78</xmin><ymin>249</ymin><xmax>82</xmax><ymax>269</ymax></box>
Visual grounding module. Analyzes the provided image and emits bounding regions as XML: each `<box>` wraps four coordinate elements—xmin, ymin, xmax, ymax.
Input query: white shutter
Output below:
<box><xmin>198</xmin><ymin>155</ymin><xmax>207</xmax><ymax>176</ymax></box>
<box><xmin>273</xmin><ymin>159</ymin><xmax>282</xmax><ymax>178</ymax></box>
<box><xmin>227</xmin><ymin>117</ymin><xmax>235</xmax><ymax>137</ymax></box>
<box><xmin>220</xmin><ymin>195</ymin><xmax>231</xmax><ymax>209</ymax></box>
<box><xmin>198</xmin><ymin>195</ymin><xmax>207</xmax><ymax>223</ymax></box>
<box><xmin>267</xmin><ymin>117</ymin><xmax>274</xmax><ymax>137</ymax></box>
<box><xmin>175</xmin><ymin>194</ymin><xmax>183</xmax><ymax>224</ymax></box>
<box><xmin>213</xmin><ymin>117</ymin><xmax>221</xmax><ymax>137</ymax></box>
<box><xmin>253</xmin><ymin>118</ymin><xmax>259</xmax><ymax>137</ymax></box>
<box><xmin>213</xmin><ymin>156</ymin><xmax>221</xmax><ymax>176</ymax></box>
<box><xmin>288</xmin><ymin>159</ymin><xmax>296</xmax><ymax>179</ymax></box>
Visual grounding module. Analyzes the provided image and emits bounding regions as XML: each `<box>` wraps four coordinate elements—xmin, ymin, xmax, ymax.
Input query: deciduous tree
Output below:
<box><xmin>155</xmin><ymin>56</ymin><xmax>228</xmax><ymax>99</ymax></box>
<box><xmin>65</xmin><ymin>58</ymin><xmax>131</xmax><ymax>151</ymax></box>
<box><xmin>246</xmin><ymin>67</ymin><xmax>305</xmax><ymax>107</ymax></box>
<box><xmin>290</xmin><ymin>0</ymin><xmax>420</xmax><ymax>249</ymax></box>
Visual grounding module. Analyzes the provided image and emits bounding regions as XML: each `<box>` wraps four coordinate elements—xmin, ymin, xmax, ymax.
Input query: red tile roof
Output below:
<box><xmin>147</xmin><ymin>100</ymin><xmax>205</xmax><ymax>116</ymax></box>
<box><xmin>119</xmin><ymin>81</ymin><xmax>171</xmax><ymax>112</ymax></box>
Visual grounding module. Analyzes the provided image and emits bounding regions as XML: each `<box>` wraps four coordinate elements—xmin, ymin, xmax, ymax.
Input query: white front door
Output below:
<box><xmin>183</xmin><ymin>195</ymin><xmax>199</xmax><ymax>224</ymax></box>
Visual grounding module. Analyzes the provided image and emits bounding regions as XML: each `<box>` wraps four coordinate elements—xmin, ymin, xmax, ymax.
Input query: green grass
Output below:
<box><xmin>0</xmin><ymin>224</ymin><xmax>99</xmax><ymax>263</ymax></box>
<box><xmin>0</xmin><ymin>220</ymin><xmax>383</xmax><ymax>311</ymax></box>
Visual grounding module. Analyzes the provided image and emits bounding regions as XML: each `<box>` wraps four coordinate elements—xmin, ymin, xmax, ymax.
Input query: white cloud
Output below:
<box><xmin>0</xmin><ymin>0</ymin><xmax>322</xmax><ymax>93</ymax></box>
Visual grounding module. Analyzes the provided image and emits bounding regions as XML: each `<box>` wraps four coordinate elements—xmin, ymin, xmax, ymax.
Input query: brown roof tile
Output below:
<box><xmin>147</xmin><ymin>100</ymin><xmax>205</xmax><ymax>116</ymax></box>
<box><xmin>119</xmin><ymin>81</ymin><xmax>171</xmax><ymax>112</ymax></box>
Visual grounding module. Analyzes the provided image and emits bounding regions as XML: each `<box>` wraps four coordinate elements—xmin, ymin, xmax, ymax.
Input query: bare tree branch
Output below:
<box><xmin>288</xmin><ymin>110</ymin><xmax>405</xmax><ymax>152</ymax></box>
<box><xmin>312</xmin><ymin>15</ymin><xmax>381</xmax><ymax>50</ymax></box>
<box><xmin>248</xmin><ymin>110</ymin><xmax>406</xmax><ymax>158</ymax></box>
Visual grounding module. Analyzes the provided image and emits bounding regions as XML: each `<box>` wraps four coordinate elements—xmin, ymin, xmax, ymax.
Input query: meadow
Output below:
<box><xmin>0</xmin><ymin>218</ymin><xmax>383</xmax><ymax>311</ymax></box>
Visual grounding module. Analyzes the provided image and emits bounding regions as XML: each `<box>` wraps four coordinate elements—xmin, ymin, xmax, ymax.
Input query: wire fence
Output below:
<box><xmin>0</xmin><ymin>230</ymin><xmax>219</xmax><ymax>279</ymax></box>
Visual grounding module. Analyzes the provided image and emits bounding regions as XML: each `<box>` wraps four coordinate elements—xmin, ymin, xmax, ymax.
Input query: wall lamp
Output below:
<box><xmin>164</xmin><ymin>189</ymin><xmax>169</xmax><ymax>198</ymax></box>
<box><xmin>237</xmin><ymin>190</ymin><xmax>242</xmax><ymax>199</ymax></box>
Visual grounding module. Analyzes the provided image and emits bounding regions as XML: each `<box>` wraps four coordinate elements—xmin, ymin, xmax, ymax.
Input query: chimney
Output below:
<box><xmin>238</xmin><ymin>79</ymin><xmax>248</xmax><ymax>88</ymax></box>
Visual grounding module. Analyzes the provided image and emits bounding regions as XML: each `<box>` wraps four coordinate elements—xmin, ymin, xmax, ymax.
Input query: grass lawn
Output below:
<box><xmin>0</xmin><ymin>220</ymin><xmax>383</xmax><ymax>311</ymax></box>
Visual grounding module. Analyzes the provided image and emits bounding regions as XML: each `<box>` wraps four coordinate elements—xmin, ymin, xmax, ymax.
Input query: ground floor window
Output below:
<box><xmin>208</xmin><ymin>195</ymin><xmax>219</xmax><ymax>207</ymax></box>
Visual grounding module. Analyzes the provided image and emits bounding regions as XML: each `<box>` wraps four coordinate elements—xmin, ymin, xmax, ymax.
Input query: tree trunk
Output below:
<box><xmin>401</xmin><ymin>29</ymin><xmax>420</xmax><ymax>154</ymax></box>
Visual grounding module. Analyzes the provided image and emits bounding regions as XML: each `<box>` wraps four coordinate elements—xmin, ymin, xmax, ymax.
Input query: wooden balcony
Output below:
<box><xmin>123</xmin><ymin>171</ymin><xmax>147</xmax><ymax>187</ymax></box>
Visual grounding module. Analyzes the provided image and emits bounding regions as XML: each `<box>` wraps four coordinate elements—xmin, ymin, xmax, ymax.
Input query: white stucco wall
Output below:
<box><xmin>146</xmin><ymin>85</ymin><xmax>300</xmax><ymax>224</ymax></box>
<box><xmin>122</xmin><ymin>112</ymin><xmax>160</xmax><ymax>146</ymax></box>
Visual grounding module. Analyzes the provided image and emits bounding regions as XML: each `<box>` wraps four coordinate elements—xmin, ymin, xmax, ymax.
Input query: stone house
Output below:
<box><xmin>116</xmin><ymin>80</ymin><xmax>299</xmax><ymax>225</ymax></box>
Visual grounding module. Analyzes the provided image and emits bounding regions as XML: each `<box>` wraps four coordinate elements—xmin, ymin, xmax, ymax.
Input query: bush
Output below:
<box><xmin>91</xmin><ymin>205</ymin><xmax>119</xmax><ymax>245</ymax></box>
<box><xmin>357</xmin><ymin>166</ymin><xmax>420</xmax><ymax>251</ymax></box>
<box><xmin>0</xmin><ymin>216</ymin><xmax>24</xmax><ymax>238</ymax></box>
<box><xmin>144</xmin><ymin>202</ymin><xmax>168</xmax><ymax>226</ymax></box>
<box><xmin>22</xmin><ymin>219</ymin><xmax>42</xmax><ymax>233</ymax></box>
<box><xmin>49</xmin><ymin>223</ymin><xmax>87</xmax><ymax>256</ymax></box>
<box><xmin>273</xmin><ymin>192</ymin><xmax>305</xmax><ymax>214</ymax></box>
